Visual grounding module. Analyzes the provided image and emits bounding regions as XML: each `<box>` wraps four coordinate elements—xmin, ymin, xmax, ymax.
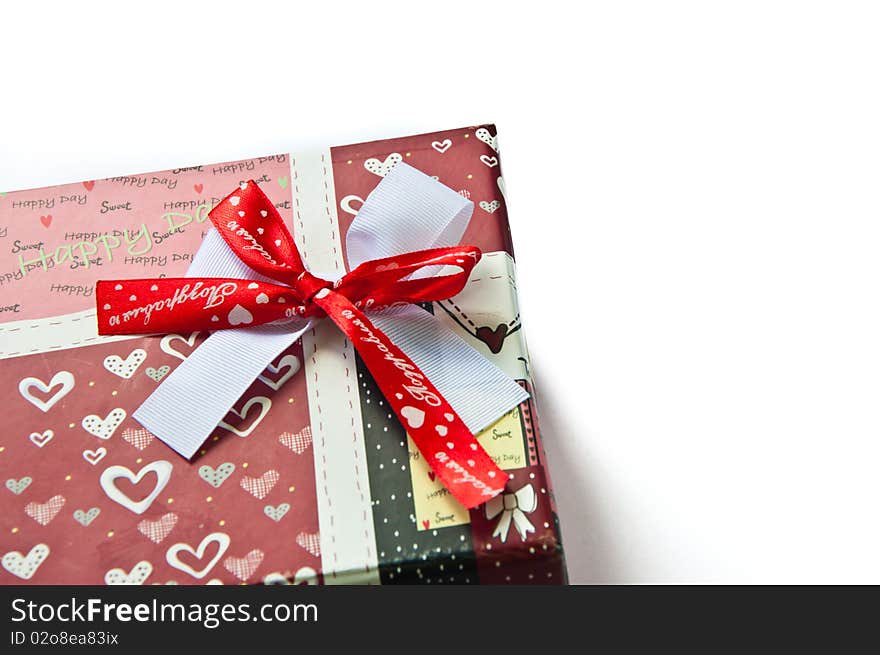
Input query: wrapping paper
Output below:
<box><xmin>0</xmin><ymin>125</ymin><xmax>567</xmax><ymax>585</ymax></box>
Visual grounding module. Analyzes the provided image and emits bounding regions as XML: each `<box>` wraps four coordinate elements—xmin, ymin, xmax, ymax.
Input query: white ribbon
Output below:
<box><xmin>134</xmin><ymin>163</ymin><xmax>529</xmax><ymax>459</ymax></box>
<box><xmin>485</xmin><ymin>483</ymin><xmax>538</xmax><ymax>543</ymax></box>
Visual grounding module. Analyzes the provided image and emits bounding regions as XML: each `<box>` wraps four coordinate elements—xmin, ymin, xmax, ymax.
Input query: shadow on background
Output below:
<box><xmin>529</xmin><ymin>360</ymin><xmax>627</xmax><ymax>584</ymax></box>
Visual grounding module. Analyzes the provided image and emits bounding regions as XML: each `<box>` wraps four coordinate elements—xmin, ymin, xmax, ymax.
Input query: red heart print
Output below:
<box><xmin>194</xmin><ymin>184</ymin><xmax>203</xmax><ymax>194</ymax></box>
<box><xmin>82</xmin><ymin>181</ymin><xmax>95</xmax><ymax>191</ymax></box>
<box><xmin>40</xmin><ymin>214</ymin><xmax>52</xmax><ymax>228</ymax></box>
<box><xmin>422</xmin><ymin>520</ymin><xmax>430</xmax><ymax>529</ymax></box>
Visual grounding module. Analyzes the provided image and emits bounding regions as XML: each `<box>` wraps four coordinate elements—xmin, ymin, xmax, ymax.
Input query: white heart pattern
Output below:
<box><xmin>105</xmin><ymin>561</ymin><xmax>153</xmax><ymax>585</ymax></box>
<box><xmin>100</xmin><ymin>460</ymin><xmax>173</xmax><ymax>515</ymax></box>
<box><xmin>475</xmin><ymin>127</ymin><xmax>498</xmax><ymax>151</ymax></box>
<box><xmin>82</xmin><ymin>447</ymin><xmax>107</xmax><ymax>465</ymax></box>
<box><xmin>2</xmin><ymin>544</ymin><xmax>50</xmax><ymax>580</ymax></box>
<box><xmin>145</xmin><ymin>365</ymin><xmax>170</xmax><ymax>382</ymax></box>
<box><xmin>122</xmin><ymin>427</ymin><xmax>153</xmax><ymax>450</ymax></box>
<box><xmin>479</xmin><ymin>200</ymin><xmax>501</xmax><ymax>214</ymax></box>
<box><xmin>218</xmin><ymin>396</ymin><xmax>271</xmax><ymax>437</ymax></box>
<box><xmin>480</xmin><ymin>154</ymin><xmax>499</xmax><ymax>168</ymax></box>
<box><xmin>198</xmin><ymin>462</ymin><xmax>235</xmax><ymax>488</ymax></box>
<box><xmin>165</xmin><ymin>532</ymin><xmax>230</xmax><ymax>579</ymax></box>
<box><xmin>295</xmin><ymin>532</ymin><xmax>321</xmax><ymax>557</ymax></box>
<box><xmin>160</xmin><ymin>332</ymin><xmax>202</xmax><ymax>361</ymax></box>
<box><xmin>364</xmin><ymin>153</ymin><xmax>403</xmax><ymax>177</ymax></box>
<box><xmin>400</xmin><ymin>405</ymin><xmax>425</xmax><ymax>430</ymax></box>
<box><xmin>6</xmin><ymin>476</ymin><xmax>32</xmax><ymax>495</ymax></box>
<box><xmin>73</xmin><ymin>507</ymin><xmax>100</xmax><ymax>527</ymax></box>
<box><xmin>82</xmin><ymin>408</ymin><xmax>126</xmax><ymax>440</ymax></box>
<box><xmin>29</xmin><ymin>429</ymin><xmax>54</xmax><ymax>448</ymax></box>
<box><xmin>432</xmin><ymin>138</ymin><xmax>452</xmax><ymax>153</ymax></box>
<box><xmin>18</xmin><ymin>371</ymin><xmax>75</xmax><ymax>412</ymax></box>
<box><xmin>25</xmin><ymin>495</ymin><xmax>65</xmax><ymax>525</ymax></box>
<box><xmin>103</xmin><ymin>348</ymin><xmax>146</xmax><ymax>379</ymax></box>
<box><xmin>137</xmin><ymin>513</ymin><xmax>178</xmax><ymax>544</ymax></box>
<box><xmin>240</xmin><ymin>470</ymin><xmax>280</xmax><ymax>500</ymax></box>
<box><xmin>227</xmin><ymin>304</ymin><xmax>253</xmax><ymax>326</ymax></box>
<box><xmin>279</xmin><ymin>426</ymin><xmax>312</xmax><ymax>454</ymax></box>
<box><xmin>223</xmin><ymin>550</ymin><xmax>264</xmax><ymax>582</ymax></box>
<box><xmin>263</xmin><ymin>503</ymin><xmax>290</xmax><ymax>522</ymax></box>
<box><xmin>258</xmin><ymin>354</ymin><xmax>300</xmax><ymax>391</ymax></box>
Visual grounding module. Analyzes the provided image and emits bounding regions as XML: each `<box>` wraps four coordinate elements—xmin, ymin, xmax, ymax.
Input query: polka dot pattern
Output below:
<box><xmin>467</xmin><ymin>466</ymin><xmax>567</xmax><ymax>584</ymax></box>
<box><xmin>356</xmin><ymin>342</ymin><xmax>479</xmax><ymax>584</ymax></box>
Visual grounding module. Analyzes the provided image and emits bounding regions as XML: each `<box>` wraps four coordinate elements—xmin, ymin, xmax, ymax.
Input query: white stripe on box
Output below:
<box><xmin>0</xmin><ymin>309</ymin><xmax>138</xmax><ymax>360</ymax></box>
<box><xmin>291</xmin><ymin>150</ymin><xmax>381</xmax><ymax>585</ymax></box>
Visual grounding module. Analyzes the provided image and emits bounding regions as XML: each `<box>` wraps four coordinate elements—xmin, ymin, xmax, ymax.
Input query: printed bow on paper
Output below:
<box><xmin>95</xmin><ymin>164</ymin><xmax>528</xmax><ymax>509</ymax></box>
<box><xmin>484</xmin><ymin>483</ymin><xmax>537</xmax><ymax>542</ymax></box>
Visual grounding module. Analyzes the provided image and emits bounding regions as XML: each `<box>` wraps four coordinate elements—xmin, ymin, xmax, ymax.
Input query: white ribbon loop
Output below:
<box><xmin>346</xmin><ymin>163</ymin><xmax>474</xmax><ymax>268</ymax></box>
<box><xmin>485</xmin><ymin>483</ymin><xmax>538</xmax><ymax>543</ymax></box>
<box><xmin>135</xmin><ymin>163</ymin><xmax>528</xmax><ymax>459</ymax></box>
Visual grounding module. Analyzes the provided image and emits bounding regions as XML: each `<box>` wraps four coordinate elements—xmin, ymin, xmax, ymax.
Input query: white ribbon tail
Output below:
<box><xmin>135</xmin><ymin>324</ymin><xmax>311</xmax><ymax>459</ymax></box>
<box><xmin>511</xmin><ymin>510</ymin><xmax>536</xmax><ymax>541</ymax></box>
<box><xmin>371</xmin><ymin>306</ymin><xmax>528</xmax><ymax>433</ymax></box>
<box><xmin>492</xmin><ymin>511</ymin><xmax>515</xmax><ymax>543</ymax></box>
<box><xmin>511</xmin><ymin>484</ymin><xmax>538</xmax><ymax>540</ymax></box>
<box><xmin>134</xmin><ymin>230</ymin><xmax>312</xmax><ymax>459</ymax></box>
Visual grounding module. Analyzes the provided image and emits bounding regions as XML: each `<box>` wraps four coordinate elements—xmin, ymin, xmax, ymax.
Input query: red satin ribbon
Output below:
<box><xmin>96</xmin><ymin>180</ymin><xmax>506</xmax><ymax>509</ymax></box>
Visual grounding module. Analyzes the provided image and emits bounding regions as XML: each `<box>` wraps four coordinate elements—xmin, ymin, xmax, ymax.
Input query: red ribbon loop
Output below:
<box><xmin>96</xmin><ymin>180</ymin><xmax>507</xmax><ymax>509</ymax></box>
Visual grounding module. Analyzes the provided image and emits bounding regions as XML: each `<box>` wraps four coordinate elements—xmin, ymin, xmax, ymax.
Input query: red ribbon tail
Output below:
<box><xmin>314</xmin><ymin>289</ymin><xmax>506</xmax><ymax>510</ymax></box>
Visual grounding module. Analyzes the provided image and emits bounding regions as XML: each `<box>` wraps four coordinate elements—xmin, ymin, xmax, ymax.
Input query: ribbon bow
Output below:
<box><xmin>484</xmin><ymin>483</ymin><xmax>538</xmax><ymax>542</ymax></box>
<box><xmin>95</xmin><ymin>164</ymin><xmax>527</xmax><ymax>509</ymax></box>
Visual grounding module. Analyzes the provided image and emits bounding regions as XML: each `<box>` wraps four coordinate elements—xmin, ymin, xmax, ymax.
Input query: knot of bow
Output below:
<box><xmin>96</xmin><ymin>170</ymin><xmax>520</xmax><ymax>509</ymax></box>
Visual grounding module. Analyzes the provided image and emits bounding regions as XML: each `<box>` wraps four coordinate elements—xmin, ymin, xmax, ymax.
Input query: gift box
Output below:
<box><xmin>0</xmin><ymin>125</ymin><xmax>567</xmax><ymax>585</ymax></box>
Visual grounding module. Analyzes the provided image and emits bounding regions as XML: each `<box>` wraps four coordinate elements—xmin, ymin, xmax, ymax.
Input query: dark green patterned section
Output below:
<box><xmin>356</xmin><ymin>319</ymin><xmax>480</xmax><ymax>583</ymax></box>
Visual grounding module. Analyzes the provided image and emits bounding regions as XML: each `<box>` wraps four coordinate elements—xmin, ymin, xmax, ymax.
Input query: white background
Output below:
<box><xmin>2</xmin><ymin>1</ymin><xmax>879</xmax><ymax>583</ymax></box>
